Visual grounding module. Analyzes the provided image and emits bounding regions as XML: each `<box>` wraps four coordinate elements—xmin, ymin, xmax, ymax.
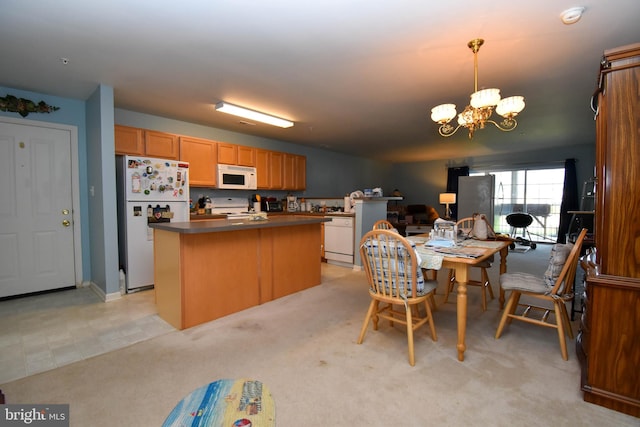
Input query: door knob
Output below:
<box><xmin>62</xmin><ymin>219</ymin><xmax>71</xmax><ymax>227</ymax></box>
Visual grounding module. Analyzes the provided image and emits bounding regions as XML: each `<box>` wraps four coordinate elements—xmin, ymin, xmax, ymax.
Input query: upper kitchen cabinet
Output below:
<box><xmin>283</xmin><ymin>153</ymin><xmax>307</xmax><ymax>191</ymax></box>
<box><xmin>217</xmin><ymin>142</ymin><xmax>256</xmax><ymax>166</ymax></box>
<box><xmin>269</xmin><ymin>151</ymin><xmax>284</xmax><ymax>189</ymax></box>
<box><xmin>238</xmin><ymin>146</ymin><xmax>256</xmax><ymax>166</ymax></box>
<box><xmin>283</xmin><ymin>153</ymin><xmax>296</xmax><ymax>190</ymax></box>
<box><xmin>114</xmin><ymin>125</ymin><xmax>144</xmax><ymax>156</ymax></box>
<box><xmin>256</xmin><ymin>148</ymin><xmax>270</xmax><ymax>189</ymax></box>
<box><xmin>295</xmin><ymin>155</ymin><xmax>306</xmax><ymax>191</ymax></box>
<box><xmin>179</xmin><ymin>136</ymin><xmax>217</xmax><ymax>187</ymax></box>
<box><xmin>114</xmin><ymin>125</ymin><xmax>179</xmax><ymax>160</ymax></box>
<box><xmin>144</xmin><ymin>130</ymin><xmax>180</xmax><ymax>160</ymax></box>
<box><xmin>256</xmin><ymin>149</ymin><xmax>306</xmax><ymax>190</ymax></box>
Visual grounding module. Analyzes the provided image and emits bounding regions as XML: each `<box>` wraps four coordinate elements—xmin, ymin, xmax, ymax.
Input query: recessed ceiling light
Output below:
<box><xmin>560</xmin><ymin>7</ymin><xmax>585</xmax><ymax>25</ymax></box>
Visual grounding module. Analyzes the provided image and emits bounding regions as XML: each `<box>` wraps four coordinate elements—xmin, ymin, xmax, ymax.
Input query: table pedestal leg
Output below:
<box><xmin>456</xmin><ymin>266</ymin><xmax>469</xmax><ymax>361</ymax></box>
<box><xmin>498</xmin><ymin>246</ymin><xmax>509</xmax><ymax>309</ymax></box>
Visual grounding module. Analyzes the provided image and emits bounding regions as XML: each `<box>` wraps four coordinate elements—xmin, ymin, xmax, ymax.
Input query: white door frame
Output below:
<box><xmin>0</xmin><ymin>116</ymin><xmax>83</xmax><ymax>287</ymax></box>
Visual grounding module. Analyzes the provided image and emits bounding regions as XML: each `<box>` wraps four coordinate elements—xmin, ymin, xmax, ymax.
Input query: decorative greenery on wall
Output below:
<box><xmin>0</xmin><ymin>94</ymin><xmax>60</xmax><ymax>117</ymax></box>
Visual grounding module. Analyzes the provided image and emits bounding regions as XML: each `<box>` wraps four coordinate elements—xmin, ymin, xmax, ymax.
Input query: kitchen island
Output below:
<box><xmin>149</xmin><ymin>216</ymin><xmax>330</xmax><ymax>329</ymax></box>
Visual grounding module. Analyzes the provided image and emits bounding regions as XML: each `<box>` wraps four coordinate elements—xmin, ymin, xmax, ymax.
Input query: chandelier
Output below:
<box><xmin>430</xmin><ymin>38</ymin><xmax>525</xmax><ymax>139</ymax></box>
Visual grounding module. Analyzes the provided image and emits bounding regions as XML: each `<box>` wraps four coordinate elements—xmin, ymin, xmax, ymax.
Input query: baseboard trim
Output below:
<box><xmin>87</xmin><ymin>281</ymin><xmax>122</xmax><ymax>302</ymax></box>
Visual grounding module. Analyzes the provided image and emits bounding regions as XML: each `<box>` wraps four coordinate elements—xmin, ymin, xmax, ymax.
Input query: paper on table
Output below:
<box><xmin>433</xmin><ymin>246</ymin><xmax>487</xmax><ymax>258</ymax></box>
<box><xmin>424</xmin><ymin>238</ymin><xmax>456</xmax><ymax>248</ymax></box>
<box><xmin>463</xmin><ymin>239</ymin><xmax>506</xmax><ymax>249</ymax></box>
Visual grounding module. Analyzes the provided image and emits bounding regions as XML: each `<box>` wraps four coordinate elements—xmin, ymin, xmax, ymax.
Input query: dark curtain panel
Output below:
<box><xmin>557</xmin><ymin>158</ymin><xmax>579</xmax><ymax>243</ymax></box>
<box><xmin>446</xmin><ymin>166</ymin><xmax>469</xmax><ymax>220</ymax></box>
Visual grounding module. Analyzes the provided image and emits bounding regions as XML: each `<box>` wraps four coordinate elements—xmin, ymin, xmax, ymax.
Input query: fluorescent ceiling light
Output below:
<box><xmin>215</xmin><ymin>102</ymin><xmax>294</xmax><ymax>128</ymax></box>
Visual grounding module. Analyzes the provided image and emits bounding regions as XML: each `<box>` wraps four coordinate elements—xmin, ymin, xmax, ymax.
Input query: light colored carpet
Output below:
<box><xmin>1</xmin><ymin>245</ymin><xmax>637</xmax><ymax>426</ymax></box>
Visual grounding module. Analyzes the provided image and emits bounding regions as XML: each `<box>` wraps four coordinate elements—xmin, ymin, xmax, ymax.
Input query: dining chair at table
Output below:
<box><xmin>444</xmin><ymin>216</ymin><xmax>495</xmax><ymax>311</ymax></box>
<box><xmin>357</xmin><ymin>229</ymin><xmax>438</xmax><ymax>366</ymax></box>
<box><xmin>374</xmin><ymin>219</ymin><xmax>439</xmax><ymax>285</ymax></box>
<box><xmin>372</xmin><ymin>219</ymin><xmax>395</xmax><ymax>230</ymax></box>
<box><xmin>495</xmin><ymin>228</ymin><xmax>588</xmax><ymax>360</ymax></box>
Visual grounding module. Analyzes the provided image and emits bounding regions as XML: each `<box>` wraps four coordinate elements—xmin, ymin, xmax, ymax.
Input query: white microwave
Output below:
<box><xmin>217</xmin><ymin>164</ymin><xmax>257</xmax><ymax>190</ymax></box>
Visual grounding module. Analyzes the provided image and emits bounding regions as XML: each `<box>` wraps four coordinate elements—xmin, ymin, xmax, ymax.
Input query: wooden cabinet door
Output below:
<box><xmin>217</xmin><ymin>142</ymin><xmax>238</xmax><ymax>164</ymax></box>
<box><xmin>295</xmin><ymin>155</ymin><xmax>306</xmax><ymax>190</ymax></box>
<box><xmin>269</xmin><ymin>151</ymin><xmax>284</xmax><ymax>189</ymax></box>
<box><xmin>115</xmin><ymin>125</ymin><xmax>144</xmax><ymax>155</ymax></box>
<box><xmin>596</xmin><ymin>47</ymin><xmax>640</xmax><ymax>278</ymax></box>
<box><xmin>283</xmin><ymin>153</ymin><xmax>296</xmax><ymax>189</ymax></box>
<box><xmin>237</xmin><ymin>146</ymin><xmax>256</xmax><ymax>166</ymax></box>
<box><xmin>179</xmin><ymin>136</ymin><xmax>217</xmax><ymax>187</ymax></box>
<box><xmin>256</xmin><ymin>149</ymin><xmax>270</xmax><ymax>189</ymax></box>
<box><xmin>145</xmin><ymin>130</ymin><xmax>179</xmax><ymax>159</ymax></box>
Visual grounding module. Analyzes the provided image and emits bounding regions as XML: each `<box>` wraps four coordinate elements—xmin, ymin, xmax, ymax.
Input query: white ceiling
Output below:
<box><xmin>2</xmin><ymin>1</ymin><xmax>639</xmax><ymax>162</ymax></box>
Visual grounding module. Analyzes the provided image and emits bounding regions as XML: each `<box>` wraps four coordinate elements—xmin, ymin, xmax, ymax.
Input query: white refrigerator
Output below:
<box><xmin>116</xmin><ymin>155</ymin><xmax>190</xmax><ymax>292</ymax></box>
<box><xmin>457</xmin><ymin>175</ymin><xmax>495</xmax><ymax>225</ymax></box>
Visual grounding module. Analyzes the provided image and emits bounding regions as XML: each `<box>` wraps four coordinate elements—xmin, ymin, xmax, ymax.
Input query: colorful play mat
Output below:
<box><xmin>162</xmin><ymin>379</ymin><xmax>275</xmax><ymax>426</ymax></box>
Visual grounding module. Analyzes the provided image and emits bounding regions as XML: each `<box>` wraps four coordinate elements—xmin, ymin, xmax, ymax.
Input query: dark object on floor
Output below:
<box><xmin>506</xmin><ymin>213</ymin><xmax>537</xmax><ymax>250</ymax></box>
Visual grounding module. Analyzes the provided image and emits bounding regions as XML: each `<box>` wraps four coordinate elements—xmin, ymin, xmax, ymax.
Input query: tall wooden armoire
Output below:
<box><xmin>576</xmin><ymin>43</ymin><xmax>640</xmax><ymax>418</ymax></box>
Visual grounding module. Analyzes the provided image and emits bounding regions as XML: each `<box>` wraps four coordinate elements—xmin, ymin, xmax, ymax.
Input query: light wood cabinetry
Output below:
<box><xmin>144</xmin><ymin>130</ymin><xmax>179</xmax><ymax>159</ymax></box>
<box><xmin>237</xmin><ymin>145</ymin><xmax>256</xmax><ymax>166</ymax></box>
<box><xmin>217</xmin><ymin>142</ymin><xmax>238</xmax><ymax>165</ymax></box>
<box><xmin>283</xmin><ymin>153</ymin><xmax>296</xmax><ymax>190</ymax></box>
<box><xmin>114</xmin><ymin>125</ymin><xmax>144</xmax><ymax>155</ymax></box>
<box><xmin>577</xmin><ymin>43</ymin><xmax>640</xmax><ymax>418</ymax></box>
<box><xmin>256</xmin><ymin>148</ymin><xmax>271</xmax><ymax>189</ymax></box>
<box><xmin>269</xmin><ymin>151</ymin><xmax>284</xmax><ymax>189</ymax></box>
<box><xmin>295</xmin><ymin>155</ymin><xmax>306</xmax><ymax>190</ymax></box>
<box><xmin>115</xmin><ymin>125</ymin><xmax>179</xmax><ymax>159</ymax></box>
<box><xmin>217</xmin><ymin>142</ymin><xmax>256</xmax><ymax>166</ymax></box>
<box><xmin>256</xmin><ymin>150</ymin><xmax>305</xmax><ymax>190</ymax></box>
<box><xmin>152</xmin><ymin>220</ymin><xmax>323</xmax><ymax>329</ymax></box>
<box><xmin>116</xmin><ymin>126</ymin><xmax>305</xmax><ymax>190</ymax></box>
<box><xmin>179</xmin><ymin>136</ymin><xmax>217</xmax><ymax>187</ymax></box>
<box><xmin>283</xmin><ymin>153</ymin><xmax>307</xmax><ymax>190</ymax></box>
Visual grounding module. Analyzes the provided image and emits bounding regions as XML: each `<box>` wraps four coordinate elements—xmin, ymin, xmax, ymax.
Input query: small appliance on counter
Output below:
<box><xmin>286</xmin><ymin>195</ymin><xmax>299</xmax><ymax>212</ymax></box>
<box><xmin>262</xmin><ymin>197</ymin><xmax>283</xmax><ymax>212</ymax></box>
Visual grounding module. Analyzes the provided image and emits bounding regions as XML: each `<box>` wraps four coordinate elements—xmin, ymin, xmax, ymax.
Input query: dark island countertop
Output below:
<box><xmin>149</xmin><ymin>215</ymin><xmax>331</xmax><ymax>234</ymax></box>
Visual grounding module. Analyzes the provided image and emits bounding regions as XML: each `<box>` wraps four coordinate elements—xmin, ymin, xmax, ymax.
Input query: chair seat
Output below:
<box><xmin>500</xmin><ymin>272</ymin><xmax>550</xmax><ymax>294</ymax></box>
<box><xmin>370</xmin><ymin>279</ymin><xmax>438</xmax><ymax>298</ymax></box>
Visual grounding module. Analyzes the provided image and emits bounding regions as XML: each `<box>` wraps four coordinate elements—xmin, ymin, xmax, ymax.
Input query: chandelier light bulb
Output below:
<box><xmin>470</xmin><ymin>88</ymin><xmax>501</xmax><ymax>109</ymax></box>
<box><xmin>496</xmin><ymin>96</ymin><xmax>525</xmax><ymax>117</ymax></box>
<box><xmin>431</xmin><ymin>104</ymin><xmax>457</xmax><ymax>123</ymax></box>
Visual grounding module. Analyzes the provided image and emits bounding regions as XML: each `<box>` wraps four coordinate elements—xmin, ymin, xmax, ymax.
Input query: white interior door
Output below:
<box><xmin>0</xmin><ymin>121</ymin><xmax>76</xmax><ymax>298</ymax></box>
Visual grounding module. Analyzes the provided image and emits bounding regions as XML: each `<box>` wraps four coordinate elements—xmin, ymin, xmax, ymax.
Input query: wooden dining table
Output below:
<box><xmin>411</xmin><ymin>236</ymin><xmax>512</xmax><ymax>361</ymax></box>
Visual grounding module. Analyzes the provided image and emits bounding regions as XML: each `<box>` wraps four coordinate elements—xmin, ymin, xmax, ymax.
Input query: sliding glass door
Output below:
<box><xmin>472</xmin><ymin>168</ymin><xmax>565</xmax><ymax>242</ymax></box>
